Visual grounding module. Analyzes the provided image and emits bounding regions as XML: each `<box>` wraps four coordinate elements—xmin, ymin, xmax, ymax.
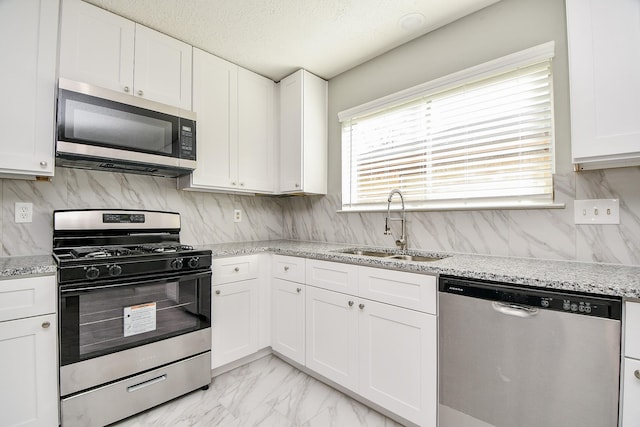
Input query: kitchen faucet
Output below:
<box><xmin>384</xmin><ymin>189</ymin><xmax>407</xmax><ymax>251</ymax></box>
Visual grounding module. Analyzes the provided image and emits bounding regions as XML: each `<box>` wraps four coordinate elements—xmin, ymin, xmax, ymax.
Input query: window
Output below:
<box><xmin>340</xmin><ymin>42</ymin><xmax>555</xmax><ymax>211</ymax></box>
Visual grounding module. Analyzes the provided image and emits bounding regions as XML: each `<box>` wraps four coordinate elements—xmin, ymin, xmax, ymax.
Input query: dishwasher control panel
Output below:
<box><xmin>440</xmin><ymin>275</ymin><xmax>622</xmax><ymax>320</ymax></box>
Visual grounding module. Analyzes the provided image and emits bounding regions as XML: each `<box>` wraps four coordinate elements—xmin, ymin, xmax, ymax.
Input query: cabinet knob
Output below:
<box><xmin>240</xmin><ymin>182</ymin><xmax>245</xmax><ymax>187</ymax></box>
<box><xmin>635</xmin><ymin>370</ymin><xmax>640</xmax><ymax>380</ymax></box>
<box><xmin>215</xmin><ymin>289</ymin><xmax>221</xmax><ymax>295</ymax></box>
<box><xmin>348</xmin><ymin>301</ymin><xmax>354</xmax><ymax>307</ymax></box>
<box><xmin>42</xmin><ymin>321</ymin><xmax>50</xmax><ymax>329</ymax></box>
<box><xmin>284</xmin><ymin>266</ymin><xmax>289</xmax><ymax>271</ymax></box>
<box><xmin>39</xmin><ymin>161</ymin><xmax>47</xmax><ymax>167</ymax></box>
<box><xmin>359</xmin><ymin>303</ymin><xmax>365</xmax><ymax>310</ymax></box>
<box><xmin>296</xmin><ymin>287</ymin><xmax>301</xmax><ymax>293</ymax></box>
<box><xmin>234</xmin><ymin>267</ymin><xmax>240</xmax><ymax>272</ymax></box>
<box><xmin>295</xmin><ymin>183</ymin><xmax>300</xmax><ymax>188</ymax></box>
<box><xmin>124</xmin><ymin>86</ymin><xmax>130</xmax><ymax>93</ymax></box>
<box><xmin>137</xmin><ymin>90</ymin><xmax>144</xmax><ymax>96</ymax></box>
<box><xmin>231</xmin><ymin>182</ymin><xmax>237</xmax><ymax>186</ymax></box>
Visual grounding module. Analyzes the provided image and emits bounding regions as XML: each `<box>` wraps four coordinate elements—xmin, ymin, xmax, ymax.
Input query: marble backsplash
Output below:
<box><xmin>282</xmin><ymin>168</ymin><xmax>640</xmax><ymax>266</ymax></box>
<box><xmin>0</xmin><ymin>167</ymin><xmax>284</xmax><ymax>256</ymax></box>
<box><xmin>3</xmin><ymin>166</ymin><xmax>640</xmax><ymax>266</ymax></box>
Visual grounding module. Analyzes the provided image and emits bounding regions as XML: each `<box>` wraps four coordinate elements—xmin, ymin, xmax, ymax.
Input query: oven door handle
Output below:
<box><xmin>59</xmin><ymin>271</ymin><xmax>211</xmax><ymax>293</ymax></box>
<box><xmin>127</xmin><ymin>374</ymin><xmax>167</xmax><ymax>393</ymax></box>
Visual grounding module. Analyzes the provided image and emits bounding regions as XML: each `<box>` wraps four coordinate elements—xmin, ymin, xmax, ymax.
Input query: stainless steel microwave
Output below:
<box><xmin>56</xmin><ymin>78</ymin><xmax>196</xmax><ymax>178</ymax></box>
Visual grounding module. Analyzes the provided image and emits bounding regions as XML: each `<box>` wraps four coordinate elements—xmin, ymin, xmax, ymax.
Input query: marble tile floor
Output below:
<box><xmin>111</xmin><ymin>354</ymin><xmax>405</xmax><ymax>427</ymax></box>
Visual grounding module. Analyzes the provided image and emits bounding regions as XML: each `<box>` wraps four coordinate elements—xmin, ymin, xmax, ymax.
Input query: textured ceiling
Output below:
<box><xmin>83</xmin><ymin>0</ymin><xmax>501</xmax><ymax>81</ymax></box>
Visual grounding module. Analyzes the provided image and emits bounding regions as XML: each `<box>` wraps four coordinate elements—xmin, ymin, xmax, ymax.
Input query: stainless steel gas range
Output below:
<box><xmin>53</xmin><ymin>209</ymin><xmax>212</xmax><ymax>427</ymax></box>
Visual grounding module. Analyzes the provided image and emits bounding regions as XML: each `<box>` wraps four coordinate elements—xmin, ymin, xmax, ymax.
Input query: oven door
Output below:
<box><xmin>59</xmin><ymin>271</ymin><xmax>211</xmax><ymax>367</ymax></box>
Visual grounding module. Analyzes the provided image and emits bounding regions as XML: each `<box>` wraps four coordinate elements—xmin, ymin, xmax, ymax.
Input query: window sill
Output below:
<box><xmin>338</xmin><ymin>201</ymin><xmax>566</xmax><ymax>213</ymax></box>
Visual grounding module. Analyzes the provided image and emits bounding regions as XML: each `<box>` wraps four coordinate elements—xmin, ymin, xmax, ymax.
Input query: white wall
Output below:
<box><xmin>283</xmin><ymin>0</ymin><xmax>640</xmax><ymax>266</ymax></box>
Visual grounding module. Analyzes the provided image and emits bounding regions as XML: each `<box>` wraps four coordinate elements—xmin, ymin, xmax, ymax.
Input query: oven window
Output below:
<box><xmin>60</xmin><ymin>274</ymin><xmax>210</xmax><ymax>365</ymax></box>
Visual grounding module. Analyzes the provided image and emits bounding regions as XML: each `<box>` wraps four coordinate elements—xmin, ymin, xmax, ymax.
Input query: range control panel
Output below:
<box><xmin>440</xmin><ymin>276</ymin><xmax>622</xmax><ymax>320</ymax></box>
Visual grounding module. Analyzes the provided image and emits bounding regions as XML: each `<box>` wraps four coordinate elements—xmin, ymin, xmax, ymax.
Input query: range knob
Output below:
<box><xmin>108</xmin><ymin>264</ymin><xmax>122</xmax><ymax>277</ymax></box>
<box><xmin>85</xmin><ymin>266</ymin><xmax>100</xmax><ymax>280</ymax></box>
<box><xmin>170</xmin><ymin>258</ymin><xmax>184</xmax><ymax>270</ymax></box>
<box><xmin>188</xmin><ymin>257</ymin><xmax>200</xmax><ymax>269</ymax></box>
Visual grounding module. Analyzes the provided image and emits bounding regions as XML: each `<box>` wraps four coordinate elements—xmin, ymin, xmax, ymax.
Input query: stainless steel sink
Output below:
<box><xmin>336</xmin><ymin>249</ymin><xmax>447</xmax><ymax>262</ymax></box>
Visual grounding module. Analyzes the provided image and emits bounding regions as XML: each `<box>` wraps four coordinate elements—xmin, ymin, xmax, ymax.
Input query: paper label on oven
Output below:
<box><xmin>124</xmin><ymin>302</ymin><xmax>157</xmax><ymax>337</ymax></box>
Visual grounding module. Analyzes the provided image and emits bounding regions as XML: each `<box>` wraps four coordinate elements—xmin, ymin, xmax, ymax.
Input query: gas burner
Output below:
<box><xmin>71</xmin><ymin>247</ymin><xmax>140</xmax><ymax>259</ymax></box>
<box><xmin>136</xmin><ymin>244</ymin><xmax>194</xmax><ymax>254</ymax></box>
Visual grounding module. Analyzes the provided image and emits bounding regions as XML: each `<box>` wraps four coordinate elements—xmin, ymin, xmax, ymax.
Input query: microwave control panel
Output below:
<box><xmin>179</xmin><ymin>119</ymin><xmax>196</xmax><ymax>160</ymax></box>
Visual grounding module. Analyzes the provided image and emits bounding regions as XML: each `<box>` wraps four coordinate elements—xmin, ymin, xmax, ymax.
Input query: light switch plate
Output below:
<box><xmin>574</xmin><ymin>199</ymin><xmax>620</xmax><ymax>224</ymax></box>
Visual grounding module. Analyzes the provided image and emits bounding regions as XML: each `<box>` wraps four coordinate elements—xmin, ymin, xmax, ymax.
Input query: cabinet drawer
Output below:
<box><xmin>272</xmin><ymin>255</ymin><xmax>305</xmax><ymax>283</ymax></box>
<box><xmin>358</xmin><ymin>267</ymin><xmax>437</xmax><ymax>314</ymax></box>
<box><xmin>0</xmin><ymin>275</ymin><xmax>56</xmax><ymax>322</ymax></box>
<box><xmin>305</xmin><ymin>259</ymin><xmax>358</xmax><ymax>294</ymax></box>
<box><xmin>212</xmin><ymin>255</ymin><xmax>258</xmax><ymax>285</ymax></box>
<box><xmin>626</xmin><ymin>302</ymin><xmax>640</xmax><ymax>358</ymax></box>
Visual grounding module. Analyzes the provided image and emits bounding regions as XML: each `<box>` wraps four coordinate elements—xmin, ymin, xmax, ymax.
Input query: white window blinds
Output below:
<box><xmin>340</xmin><ymin>44</ymin><xmax>555</xmax><ymax>210</ymax></box>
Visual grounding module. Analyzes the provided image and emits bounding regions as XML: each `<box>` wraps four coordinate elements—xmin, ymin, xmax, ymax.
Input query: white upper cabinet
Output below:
<box><xmin>0</xmin><ymin>0</ymin><xmax>59</xmax><ymax>178</ymax></box>
<box><xmin>279</xmin><ymin>69</ymin><xmax>328</xmax><ymax>194</ymax></box>
<box><xmin>182</xmin><ymin>48</ymin><xmax>238</xmax><ymax>190</ymax></box>
<box><xmin>59</xmin><ymin>0</ymin><xmax>192</xmax><ymax>110</ymax></box>
<box><xmin>566</xmin><ymin>0</ymin><xmax>640</xmax><ymax>169</ymax></box>
<box><xmin>237</xmin><ymin>68</ymin><xmax>276</xmax><ymax>193</ymax></box>
<box><xmin>180</xmin><ymin>49</ymin><xmax>276</xmax><ymax>193</ymax></box>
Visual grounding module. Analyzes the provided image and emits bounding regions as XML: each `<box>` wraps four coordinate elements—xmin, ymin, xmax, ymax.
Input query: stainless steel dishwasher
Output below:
<box><xmin>438</xmin><ymin>275</ymin><xmax>622</xmax><ymax>427</ymax></box>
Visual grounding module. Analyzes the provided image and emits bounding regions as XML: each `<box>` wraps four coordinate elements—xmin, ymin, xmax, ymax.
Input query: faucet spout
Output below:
<box><xmin>385</xmin><ymin>189</ymin><xmax>407</xmax><ymax>250</ymax></box>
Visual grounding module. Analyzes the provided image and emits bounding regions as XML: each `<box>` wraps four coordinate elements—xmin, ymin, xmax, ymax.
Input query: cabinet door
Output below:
<box><xmin>189</xmin><ymin>48</ymin><xmax>238</xmax><ymax>189</ymax></box>
<box><xmin>271</xmin><ymin>278</ymin><xmax>305</xmax><ymax>365</ymax></box>
<box><xmin>133</xmin><ymin>24</ymin><xmax>192</xmax><ymax>110</ymax></box>
<box><xmin>237</xmin><ymin>68</ymin><xmax>276</xmax><ymax>192</ymax></box>
<box><xmin>211</xmin><ymin>279</ymin><xmax>259</xmax><ymax>368</ymax></box>
<box><xmin>279</xmin><ymin>70</ymin><xmax>303</xmax><ymax>192</ymax></box>
<box><xmin>0</xmin><ymin>0</ymin><xmax>59</xmax><ymax>177</ymax></box>
<box><xmin>305</xmin><ymin>286</ymin><xmax>358</xmax><ymax>390</ymax></box>
<box><xmin>358</xmin><ymin>299</ymin><xmax>436</xmax><ymax>426</ymax></box>
<box><xmin>622</xmin><ymin>358</ymin><xmax>640</xmax><ymax>427</ymax></box>
<box><xmin>59</xmin><ymin>0</ymin><xmax>135</xmax><ymax>94</ymax></box>
<box><xmin>0</xmin><ymin>314</ymin><xmax>58</xmax><ymax>427</ymax></box>
<box><xmin>567</xmin><ymin>0</ymin><xmax>640</xmax><ymax>168</ymax></box>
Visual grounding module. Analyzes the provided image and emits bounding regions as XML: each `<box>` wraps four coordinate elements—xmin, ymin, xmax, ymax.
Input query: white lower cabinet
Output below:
<box><xmin>358</xmin><ymin>299</ymin><xmax>436</xmax><ymax>426</ymax></box>
<box><xmin>271</xmin><ymin>278</ymin><xmax>306</xmax><ymax>365</ymax></box>
<box><xmin>211</xmin><ymin>256</ymin><xmax>262</xmax><ymax>369</ymax></box>
<box><xmin>0</xmin><ymin>275</ymin><xmax>58</xmax><ymax>427</ymax></box>
<box><xmin>305</xmin><ymin>286</ymin><xmax>359</xmax><ymax>391</ymax></box>
<box><xmin>305</xmin><ymin>263</ymin><xmax>437</xmax><ymax>426</ymax></box>
<box><xmin>622</xmin><ymin>357</ymin><xmax>640</xmax><ymax>426</ymax></box>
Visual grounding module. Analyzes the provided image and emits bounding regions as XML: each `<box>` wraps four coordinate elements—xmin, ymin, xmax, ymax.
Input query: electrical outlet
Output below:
<box><xmin>234</xmin><ymin>209</ymin><xmax>242</xmax><ymax>223</ymax></box>
<box><xmin>574</xmin><ymin>199</ymin><xmax>620</xmax><ymax>225</ymax></box>
<box><xmin>15</xmin><ymin>202</ymin><xmax>33</xmax><ymax>223</ymax></box>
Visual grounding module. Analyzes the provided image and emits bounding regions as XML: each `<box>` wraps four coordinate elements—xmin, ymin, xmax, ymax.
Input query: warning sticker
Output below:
<box><xmin>124</xmin><ymin>302</ymin><xmax>157</xmax><ymax>337</ymax></box>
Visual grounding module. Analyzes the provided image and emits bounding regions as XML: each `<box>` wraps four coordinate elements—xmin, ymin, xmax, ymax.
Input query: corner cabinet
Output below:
<box><xmin>59</xmin><ymin>0</ymin><xmax>192</xmax><ymax>110</ymax></box>
<box><xmin>566</xmin><ymin>0</ymin><xmax>640</xmax><ymax>169</ymax></box>
<box><xmin>278</xmin><ymin>69</ymin><xmax>328</xmax><ymax>194</ymax></box>
<box><xmin>0</xmin><ymin>275</ymin><xmax>58</xmax><ymax>427</ymax></box>
<box><xmin>0</xmin><ymin>0</ymin><xmax>58</xmax><ymax>178</ymax></box>
<box><xmin>179</xmin><ymin>48</ymin><xmax>276</xmax><ymax>193</ymax></box>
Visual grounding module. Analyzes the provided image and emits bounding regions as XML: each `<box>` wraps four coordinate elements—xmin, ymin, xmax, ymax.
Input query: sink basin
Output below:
<box><xmin>335</xmin><ymin>249</ymin><xmax>447</xmax><ymax>262</ymax></box>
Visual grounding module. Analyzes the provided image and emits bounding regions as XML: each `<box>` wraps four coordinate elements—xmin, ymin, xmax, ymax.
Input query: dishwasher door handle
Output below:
<box><xmin>492</xmin><ymin>301</ymin><xmax>539</xmax><ymax>318</ymax></box>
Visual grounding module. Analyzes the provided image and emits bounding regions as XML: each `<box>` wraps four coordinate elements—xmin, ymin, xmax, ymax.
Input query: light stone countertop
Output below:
<box><xmin>202</xmin><ymin>240</ymin><xmax>640</xmax><ymax>299</ymax></box>
<box><xmin>4</xmin><ymin>240</ymin><xmax>640</xmax><ymax>299</ymax></box>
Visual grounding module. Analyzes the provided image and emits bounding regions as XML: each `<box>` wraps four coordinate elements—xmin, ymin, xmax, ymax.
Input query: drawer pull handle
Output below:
<box><xmin>41</xmin><ymin>321</ymin><xmax>50</xmax><ymax>329</ymax></box>
<box><xmin>348</xmin><ymin>301</ymin><xmax>354</xmax><ymax>307</ymax></box>
<box><xmin>234</xmin><ymin>267</ymin><xmax>240</xmax><ymax>272</ymax></box>
<box><xmin>296</xmin><ymin>287</ymin><xmax>301</xmax><ymax>293</ymax></box>
<box><xmin>284</xmin><ymin>266</ymin><xmax>290</xmax><ymax>271</ymax></box>
<box><xmin>215</xmin><ymin>290</ymin><xmax>221</xmax><ymax>295</ymax></box>
<box><xmin>359</xmin><ymin>303</ymin><xmax>365</xmax><ymax>310</ymax></box>
<box><xmin>127</xmin><ymin>375</ymin><xmax>167</xmax><ymax>393</ymax></box>
<box><xmin>635</xmin><ymin>370</ymin><xmax>640</xmax><ymax>380</ymax></box>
